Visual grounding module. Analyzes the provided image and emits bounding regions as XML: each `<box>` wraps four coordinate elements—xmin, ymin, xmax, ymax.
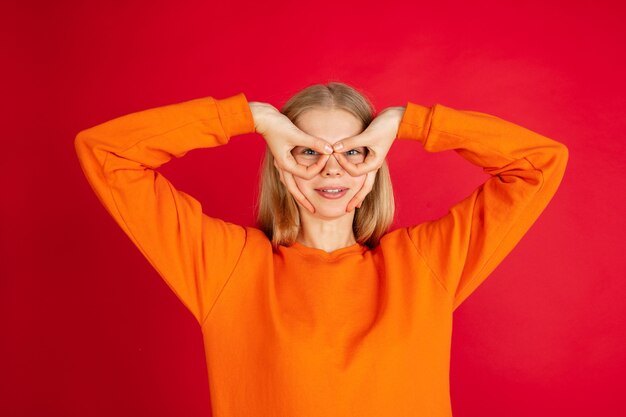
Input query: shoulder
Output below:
<box><xmin>378</xmin><ymin>226</ymin><xmax>420</xmax><ymax>253</ymax></box>
<box><xmin>242</xmin><ymin>225</ymin><xmax>273</xmax><ymax>252</ymax></box>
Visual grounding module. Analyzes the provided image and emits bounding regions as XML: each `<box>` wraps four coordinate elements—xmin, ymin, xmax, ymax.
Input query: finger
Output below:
<box><xmin>297</xmin><ymin>131</ymin><xmax>334</xmax><ymax>155</ymax></box>
<box><xmin>274</xmin><ymin>159</ymin><xmax>309</xmax><ymax>210</ymax></box>
<box><xmin>273</xmin><ymin>158</ymin><xmax>284</xmax><ymax>181</ymax></box>
<box><xmin>274</xmin><ymin>160</ymin><xmax>315</xmax><ymax>213</ymax></box>
<box><xmin>276</xmin><ymin>130</ymin><xmax>333</xmax><ymax>179</ymax></box>
<box><xmin>346</xmin><ymin>169</ymin><xmax>376</xmax><ymax>212</ymax></box>
<box><xmin>332</xmin><ymin>151</ymin><xmax>359</xmax><ymax>174</ymax></box>
<box><xmin>309</xmin><ymin>153</ymin><xmax>331</xmax><ymax>175</ymax></box>
<box><xmin>332</xmin><ymin>132</ymin><xmax>372</xmax><ymax>153</ymax></box>
<box><xmin>334</xmin><ymin>151</ymin><xmax>381</xmax><ymax>177</ymax></box>
<box><xmin>282</xmin><ymin>168</ymin><xmax>316</xmax><ymax>214</ymax></box>
<box><xmin>282</xmin><ymin>153</ymin><xmax>330</xmax><ymax>180</ymax></box>
<box><xmin>346</xmin><ymin>169</ymin><xmax>377</xmax><ymax>212</ymax></box>
<box><xmin>274</xmin><ymin>159</ymin><xmax>286</xmax><ymax>186</ymax></box>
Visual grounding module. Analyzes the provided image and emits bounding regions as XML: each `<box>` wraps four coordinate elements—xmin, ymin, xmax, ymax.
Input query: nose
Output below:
<box><xmin>321</xmin><ymin>153</ymin><xmax>344</xmax><ymax>177</ymax></box>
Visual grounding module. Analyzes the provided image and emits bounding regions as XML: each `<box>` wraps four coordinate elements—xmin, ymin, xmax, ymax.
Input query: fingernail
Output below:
<box><xmin>325</xmin><ymin>144</ymin><xmax>333</xmax><ymax>154</ymax></box>
<box><xmin>333</xmin><ymin>142</ymin><xmax>344</xmax><ymax>151</ymax></box>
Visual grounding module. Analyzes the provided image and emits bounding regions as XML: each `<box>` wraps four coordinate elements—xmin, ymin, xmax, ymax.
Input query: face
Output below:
<box><xmin>289</xmin><ymin>107</ymin><xmax>369</xmax><ymax>220</ymax></box>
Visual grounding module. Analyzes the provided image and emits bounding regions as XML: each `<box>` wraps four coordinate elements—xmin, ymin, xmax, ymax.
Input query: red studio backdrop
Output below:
<box><xmin>3</xmin><ymin>0</ymin><xmax>625</xmax><ymax>416</ymax></box>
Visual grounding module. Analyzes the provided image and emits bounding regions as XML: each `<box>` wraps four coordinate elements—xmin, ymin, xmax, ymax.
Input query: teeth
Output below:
<box><xmin>322</xmin><ymin>189</ymin><xmax>342</xmax><ymax>193</ymax></box>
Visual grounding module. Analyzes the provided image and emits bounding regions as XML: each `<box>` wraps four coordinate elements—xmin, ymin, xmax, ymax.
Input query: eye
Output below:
<box><xmin>291</xmin><ymin>147</ymin><xmax>319</xmax><ymax>158</ymax></box>
<box><xmin>345</xmin><ymin>147</ymin><xmax>367</xmax><ymax>157</ymax></box>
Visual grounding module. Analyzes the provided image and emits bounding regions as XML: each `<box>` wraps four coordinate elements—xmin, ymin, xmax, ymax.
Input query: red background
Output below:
<box><xmin>3</xmin><ymin>0</ymin><xmax>625</xmax><ymax>416</ymax></box>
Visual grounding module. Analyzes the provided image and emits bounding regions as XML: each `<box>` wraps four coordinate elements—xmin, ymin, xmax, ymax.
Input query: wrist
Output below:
<box><xmin>248</xmin><ymin>101</ymin><xmax>278</xmax><ymax>133</ymax></box>
<box><xmin>248</xmin><ymin>102</ymin><xmax>262</xmax><ymax>131</ymax></box>
<box><xmin>384</xmin><ymin>106</ymin><xmax>406</xmax><ymax>130</ymax></box>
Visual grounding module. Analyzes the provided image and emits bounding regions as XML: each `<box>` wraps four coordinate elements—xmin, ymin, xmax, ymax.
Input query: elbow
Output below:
<box><xmin>73</xmin><ymin>128</ymin><xmax>111</xmax><ymax>183</ymax></box>
<box><xmin>74</xmin><ymin>128</ymin><xmax>99</xmax><ymax>164</ymax></box>
<box><xmin>74</xmin><ymin>129</ymin><xmax>89</xmax><ymax>160</ymax></box>
<box><xmin>555</xmin><ymin>142</ymin><xmax>569</xmax><ymax>171</ymax></box>
<box><xmin>556</xmin><ymin>141</ymin><xmax>569</xmax><ymax>160</ymax></box>
<box><xmin>542</xmin><ymin>142</ymin><xmax>569</xmax><ymax>184</ymax></box>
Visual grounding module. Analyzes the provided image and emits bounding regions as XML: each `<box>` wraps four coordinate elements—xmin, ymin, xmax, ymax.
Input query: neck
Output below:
<box><xmin>296</xmin><ymin>209</ymin><xmax>357</xmax><ymax>253</ymax></box>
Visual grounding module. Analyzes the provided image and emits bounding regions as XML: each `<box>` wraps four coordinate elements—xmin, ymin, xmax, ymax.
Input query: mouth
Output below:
<box><xmin>314</xmin><ymin>187</ymin><xmax>349</xmax><ymax>200</ymax></box>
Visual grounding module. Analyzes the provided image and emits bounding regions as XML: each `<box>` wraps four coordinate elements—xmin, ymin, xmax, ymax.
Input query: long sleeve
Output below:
<box><xmin>396</xmin><ymin>102</ymin><xmax>569</xmax><ymax>312</ymax></box>
<box><xmin>74</xmin><ymin>92</ymin><xmax>256</xmax><ymax>325</ymax></box>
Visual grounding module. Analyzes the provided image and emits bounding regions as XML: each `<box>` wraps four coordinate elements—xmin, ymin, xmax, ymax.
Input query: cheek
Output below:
<box><xmin>292</xmin><ymin>154</ymin><xmax>319</xmax><ymax>167</ymax></box>
<box><xmin>352</xmin><ymin>175</ymin><xmax>367</xmax><ymax>190</ymax></box>
<box><xmin>347</xmin><ymin>174</ymin><xmax>371</xmax><ymax>198</ymax></box>
<box><xmin>293</xmin><ymin>176</ymin><xmax>313</xmax><ymax>193</ymax></box>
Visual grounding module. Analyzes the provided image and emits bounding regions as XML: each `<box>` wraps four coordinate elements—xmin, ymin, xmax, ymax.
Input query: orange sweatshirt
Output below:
<box><xmin>75</xmin><ymin>93</ymin><xmax>568</xmax><ymax>416</ymax></box>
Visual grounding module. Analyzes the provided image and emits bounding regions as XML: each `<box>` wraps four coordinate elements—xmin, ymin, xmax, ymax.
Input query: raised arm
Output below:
<box><xmin>397</xmin><ymin>103</ymin><xmax>569</xmax><ymax>311</ymax></box>
<box><xmin>74</xmin><ymin>93</ymin><xmax>255</xmax><ymax>325</ymax></box>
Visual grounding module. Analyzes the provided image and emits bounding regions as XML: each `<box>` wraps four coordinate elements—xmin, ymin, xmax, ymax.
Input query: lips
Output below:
<box><xmin>314</xmin><ymin>186</ymin><xmax>349</xmax><ymax>200</ymax></box>
<box><xmin>314</xmin><ymin>186</ymin><xmax>348</xmax><ymax>191</ymax></box>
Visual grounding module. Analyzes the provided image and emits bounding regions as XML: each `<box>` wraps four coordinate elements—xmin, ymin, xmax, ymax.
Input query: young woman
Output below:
<box><xmin>75</xmin><ymin>82</ymin><xmax>568</xmax><ymax>416</ymax></box>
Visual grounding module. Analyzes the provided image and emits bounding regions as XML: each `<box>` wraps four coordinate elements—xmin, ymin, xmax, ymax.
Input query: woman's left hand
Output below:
<box><xmin>332</xmin><ymin>106</ymin><xmax>406</xmax><ymax>212</ymax></box>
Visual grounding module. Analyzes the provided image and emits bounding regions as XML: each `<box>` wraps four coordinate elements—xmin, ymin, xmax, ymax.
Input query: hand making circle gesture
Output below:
<box><xmin>249</xmin><ymin>101</ymin><xmax>333</xmax><ymax>213</ymax></box>
<box><xmin>250</xmin><ymin>102</ymin><xmax>406</xmax><ymax>214</ymax></box>
<box><xmin>330</xmin><ymin>106</ymin><xmax>406</xmax><ymax>211</ymax></box>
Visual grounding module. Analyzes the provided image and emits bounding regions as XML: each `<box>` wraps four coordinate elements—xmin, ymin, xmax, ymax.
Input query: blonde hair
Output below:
<box><xmin>255</xmin><ymin>82</ymin><xmax>395</xmax><ymax>249</ymax></box>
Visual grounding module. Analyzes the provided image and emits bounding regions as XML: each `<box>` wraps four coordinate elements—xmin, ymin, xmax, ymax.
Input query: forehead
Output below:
<box><xmin>295</xmin><ymin>107</ymin><xmax>363</xmax><ymax>144</ymax></box>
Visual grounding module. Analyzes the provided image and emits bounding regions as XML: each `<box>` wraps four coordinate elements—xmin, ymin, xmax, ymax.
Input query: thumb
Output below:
<box><xmin>295</xmin><ymin>130</ymin><xmax>333</xmax><ymax>155</ymax></box>
<box><xmin>332</xmin><ymin>131</ymin><xmax>368</xmax><ymax>153</ymax></box>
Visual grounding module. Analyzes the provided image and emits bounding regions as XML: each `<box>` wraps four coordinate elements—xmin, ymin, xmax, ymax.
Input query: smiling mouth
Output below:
<box><xmin>317</xmin><ymin>189</ymin><xmax>345</xmax><ymax>193</ymax></box>
<box><xmin>314</xmin><ymin>186</ymin><xmax>348</xmax><ymax>192</ymax></box>
<box><xmin>315</xmin><ymin>188</ymin><xmax>349</xmax><ymax>199</ymax></box>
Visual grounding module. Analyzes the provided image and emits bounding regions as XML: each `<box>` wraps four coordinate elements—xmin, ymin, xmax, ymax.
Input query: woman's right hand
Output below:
<box><xmin>249</xmin><ymin>101</ymin><xmax>333</xmax><ymax>213</ymax></box>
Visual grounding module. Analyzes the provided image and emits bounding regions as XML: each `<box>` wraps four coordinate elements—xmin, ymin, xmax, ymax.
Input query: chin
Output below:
<box><xmin>311</xmin><ymin>204</ymin><xmax>352</xmax><ymax>220</ymax></box>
